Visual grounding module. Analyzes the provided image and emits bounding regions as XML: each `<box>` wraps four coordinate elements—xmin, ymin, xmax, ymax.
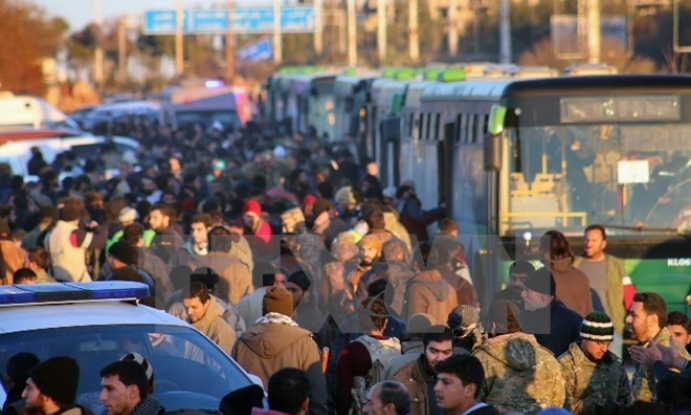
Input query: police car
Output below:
<box><xmin>0</xmin><ymin>282</ymin><xmax>263</xmax><ymax>414</ymax></box>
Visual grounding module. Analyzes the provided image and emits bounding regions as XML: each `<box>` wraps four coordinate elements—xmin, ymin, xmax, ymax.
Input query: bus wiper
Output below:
<box><xmin>604</xmin><ymin>224</ymin><xmax>683</xmax><ymax>234</ymax></box>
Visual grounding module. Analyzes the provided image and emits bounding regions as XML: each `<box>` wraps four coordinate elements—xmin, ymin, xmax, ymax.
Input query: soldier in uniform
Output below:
<box><xmin>471</xmin><ymin>299</ymin><xmax>565</xmax><ymax>415</ymax></box>
<box><xmin>558</xmin><ymin>311</ymin><xmax>631</xmax><ymax>415</ymax></box>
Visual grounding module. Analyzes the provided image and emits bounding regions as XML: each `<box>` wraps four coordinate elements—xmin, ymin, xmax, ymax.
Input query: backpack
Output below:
<box><xmin>350</xmin><ymin>335</ymin><xmax>401</xmax><ymax>415</ymax></box>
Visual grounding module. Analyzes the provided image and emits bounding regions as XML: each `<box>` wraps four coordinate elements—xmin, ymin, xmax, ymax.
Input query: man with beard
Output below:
<box><xmin>349</xmin><ymin>235</ymin><xmax>382</xmax><ymax>300</ymax></box>
<box><xmin>625</xmin><ymin>292</ymin><xmax>690</xmax><ymax>402</ymax></box>
<box><xmin>22</xmin><ymin>356</ymin><xmax>90</xmax><ymax>415</ymax></box>
<box><xmin>287</xmin><ymin>270</ymin><xmax>331</xmax><ymax>350</ymax></box>
<box><xmin>558</xmin><ymin>312</ymin><xmax>631</xmax><ymax>415</ymax></box>
<box><xmin>182</xmin><ymin>282</ymin><xmax>236</xmax><ymax>355</ymax></box>
<box><xmin>2</xmin><ymin>353</ymin><xmax>39</xmax><ymax>415</ymax></box>
<box><xmin>492</xmin><ymin>261</ymin><xmax>534</xmax><ymax>310</ymax></box>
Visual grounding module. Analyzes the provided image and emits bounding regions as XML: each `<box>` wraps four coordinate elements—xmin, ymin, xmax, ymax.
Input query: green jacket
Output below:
<box><xmin>558</xmin><ymin>342</ymin><xmax>631</xmax><ymax>415</ymax></box>
<box><xmin>472</xmin><ymin>332</ymin><xmax>566</xmax><ymax>415</ymax></box>
<box><xmin>573</xmin><ymin>254</ymin><xmax>625</xmax><ymax>334</ymax></box>
<box><xmin>630</xmin><ymin>327</ymin><xmax>690</xmax><ymax>402</ymax></box>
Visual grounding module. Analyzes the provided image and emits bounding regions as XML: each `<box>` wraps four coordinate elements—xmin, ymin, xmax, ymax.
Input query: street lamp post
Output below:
<box><xmin>94</xmin><ymin>0</ymin><xmax>104</xmax><ymax>85</ymax></box>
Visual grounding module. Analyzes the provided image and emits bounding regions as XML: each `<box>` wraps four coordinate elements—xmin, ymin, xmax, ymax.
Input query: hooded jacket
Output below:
<box><xmin>190</xmin><ymin>295</ymin><xmax>236</xmax><ymax>355</ymax></box>
<box><xmin>558</xmin><ymin>342</ymin><xmax>631</xmax><ymax>415</ymax></box>
<box><xmin>232</xmin><ymin>318</ymin><xmax>327</xmax><ymax>415</ymax></box>
<box><xmin>200</xmin><ymin>252</ymin><xmax>253</xmax><ymax>305</ymax></box>
<box><xmin>471</xmin><ymin>332</ymin><xmax>566</xmax><ymax>415</ymax></box>
<box><xmin>520</xmin><ymin>299</ymin><xmax>583</xmax><ymax>357</ymax></box>
<box><xmin>547</xmin><ymin>257</ymin><xmax>593</xmax><ymax>318</ymax></box>
<box><xmin>403</xmin><ymin>269</ymin><xmax>458</xmax><ymax>325</ymax></box>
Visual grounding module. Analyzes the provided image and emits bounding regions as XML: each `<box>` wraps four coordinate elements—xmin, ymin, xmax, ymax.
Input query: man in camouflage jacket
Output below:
<box><xmin>558</xmin><ymin>312</ymin><xmax>631</xmax><ymax>415</ymax></box>
<box><xmin>471</xmin><ymin>299</ymin><xmax>565</xmax><ymax>415</ymax></box>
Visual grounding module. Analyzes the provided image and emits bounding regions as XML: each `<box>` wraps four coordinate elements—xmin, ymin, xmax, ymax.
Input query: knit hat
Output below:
<box><xmin>359</xmin><ymin>234</ymin><xmax>382</xmax><ymax>252</ymax></box>
<box><xmin>219</xmin><ymin>384</ymin><xmax>265</xmax><ymax>415</ymax></box>
<box><xmin>263</xmin><ymin>286</ymin><xmax>293</xmax><ymax>317</ymax></box>
<box><xmin>109</xmin><ymin>241</ymin><xmax>138</xmax><ymax>265</ymax></box>
<box><xmin>59</xmin><ymin>206</ymin><xmax>81</xmax><ymax>222</ymax></box>
<box><xmin>523</xmin><ymin>267</ymin><xmax>556</xmax><ymax>296</ymax></box>
<box><xmin>312</xmin><ymin>198</ymin><xmax>334</xmax><ymax>218</ymax></box>
<box><xmin>288</xmin><ymin>271</ymin><xmax>311</xmax><ymax>291</ymax></box>
<box><xmin>335</xmin><ymin>186</ymin><xmax>356</xmax><ymax>206</ymax></box>
<box><xmin>243</xmin><ymin>199</ymin><xmax>262</xmax><ymax>216</ymax></box>
<box><xmin>121</xmin><ymin>353</ymin><xmax>154</xmax><ymax>392</ymax></box>
<box><xmin>581</xmin><ymin>311</ymin><xmax>614</xmax><ymax>342</ymax></box>
<box><xmin>447</xmin><ymin>305</ymin><xmax>480</xmax><ymax>339</ymax></box>
<box><xmin>29</xmin><ymin>356</ymin><xmax>80</xmax><ymax>404</ymax></box>
<box><xmin>118</xmin><ymin>207</ymin><xmax>138</xmax><ymax>223</ymax></box>
<box><xmin>302</xmin><ymin>195</ymin><xmax>317</xmax><ymax>213</ymax></box>
<box><xmin>407</xmin><ymin>313</ymin><xmax>436</xmax><ymax>334</ymax></box>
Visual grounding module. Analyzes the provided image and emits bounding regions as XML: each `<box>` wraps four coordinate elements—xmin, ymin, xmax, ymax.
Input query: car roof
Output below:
<box><xmin>0</xmin><ymin>300</ymin><xmax>188</xmax><ymax>334</ymax></box>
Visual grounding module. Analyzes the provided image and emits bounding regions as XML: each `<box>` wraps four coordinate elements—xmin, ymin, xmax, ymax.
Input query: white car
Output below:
<box><xmin>0</xmin><ymin>282</ymin><xmax>263</xmax><ymax>413</ymax></box>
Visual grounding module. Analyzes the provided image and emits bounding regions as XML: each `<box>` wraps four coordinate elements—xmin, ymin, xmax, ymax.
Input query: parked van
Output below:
<box><xmin>0</xmin><ymin>92</ymin><xmax>79</xmax><ymax>130</ymax></box>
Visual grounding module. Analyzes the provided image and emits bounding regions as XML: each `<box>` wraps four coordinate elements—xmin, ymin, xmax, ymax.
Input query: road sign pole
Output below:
<box><xmin>274</xmin><ymin>0</ymin><xmax>283</xmax><ymax>64</ymax></box>
<box><xmin>94</xmin><ymin>0</ymin><xmax>104</xmax><ymax>86</ymax></box>
<box><xmin>409</xmin><ymin>0</ymin><xmax>419</xmax><ymax>62</ymax></box>
<box><xmin>226</xmin><ymin>0</ymin><xmax>235</xmax><ymax>80</ymax></box>
<box><xmin>377</xmin><ymin>0</ymin><xmax>387</xmax><ymax>62</ymax></box>
<box><xmin>347</xmin><ymin>0</ymin><xmax>357</xmax><ymax>66</ymax></box>
<box><xmin>175</xmin><ymin>0</ymin><xmax>184</xmax><ymax>76</ymax></box>
<box><xmin>448</xmin><ymin>0</ymin><xmax>458</xmax><ymax>56</ymax></box>
<box><xmin>315</xmin><ymin>0</ymin><xmax>324</xmax><ymax>55</ymax></box>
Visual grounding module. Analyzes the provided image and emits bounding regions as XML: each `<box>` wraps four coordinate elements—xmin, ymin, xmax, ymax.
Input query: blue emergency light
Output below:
<box><xmin>0</xmin><ymin>282</ymin><xmax>150</xmax><ymax>306</ymax></box>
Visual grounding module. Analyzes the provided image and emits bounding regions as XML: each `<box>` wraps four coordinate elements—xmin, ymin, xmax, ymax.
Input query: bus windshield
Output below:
<box><xmin>504</xmin><ymin>122</ymin><xmax>691</xmax><ymax>234</ymax></box>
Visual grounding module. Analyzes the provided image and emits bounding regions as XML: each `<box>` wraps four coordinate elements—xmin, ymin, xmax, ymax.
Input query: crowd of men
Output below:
<box><xmin>1</xmin><ymin>116</ymin><xmax>691</xmax><ymax>415</ymax></box>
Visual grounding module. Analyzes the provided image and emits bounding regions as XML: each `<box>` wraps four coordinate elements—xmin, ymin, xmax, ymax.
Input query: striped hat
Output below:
<box><xmin>580</xmin><ymin>311</ymin><xmax>614</xmax><ymax>342</ymax></box>
<box><xmin>121</xmin><ymin>352</ymin><xmax>154</xmax><ymax>392</ymax></box>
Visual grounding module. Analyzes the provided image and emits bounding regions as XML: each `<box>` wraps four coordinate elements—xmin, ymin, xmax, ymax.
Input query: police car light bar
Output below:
<box><xmin>0</xmin><ymin>281</ymin><xmax>150</xmax><ymax>306</ymax></box>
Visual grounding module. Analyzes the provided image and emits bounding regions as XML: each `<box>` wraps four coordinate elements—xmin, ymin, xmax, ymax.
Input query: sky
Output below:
<box><xmin>32</xmin><ymin>0</ymin><xmax>272</xmax><ymax>32</ymax></box>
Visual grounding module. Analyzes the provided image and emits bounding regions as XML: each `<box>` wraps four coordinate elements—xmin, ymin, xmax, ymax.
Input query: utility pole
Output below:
<box><xmin>315</xmin><ymin>0</ymin><xmax>324</xmax><ymax>55</ymax></box>
<box><xmin>448</xmin><ymin>0</ymin><xmax>458</xmax><ymax>56</ymax></box>
<box><xmin>274</xmin><ymin>0</ymin><xmax>282</xmax><ymax>64</ymax></box>
<box><xmin>377</xmin><ymin>0</ymin><xmax>387</xmax><ymax>62</ymax></box>
<box><xmin>94</xmin><ymin>0</ymin><xmax>104</xmax><ymax>86</ymax></box>
<box><xmin>347</xmin><ymin>0</ymin><xmax>357</xmax><ymax>66</ymax></box>
<box><xmin>118</xmin><ymin>20</ymin><xmax>127</xmax><ymax>82</ymax></box>
<box><xmin>499</xmin><ymin>0</ymin><xmax>511</xmax><ymax>63</ymax></box>
<box><xmin>175</xmin><ymin>0</ymin><xmax>184</xmax><ymax>76</ymax></box>
<box><xmin>409</xmin><ymin>0</ymin><xmax>419</xmax><ymax>62</ymax></box>
<box><xmin>587</xmin><ymin>0</ymin><xmax>601</xmax><ymax>63</ymax></box>
<box><xmin>226</xmin><ymin>0</ymin><xmax>235</xmax><ymax>81</ymax></box>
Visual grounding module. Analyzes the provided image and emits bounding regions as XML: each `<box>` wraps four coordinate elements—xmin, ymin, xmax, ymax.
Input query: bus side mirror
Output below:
<box><xmin>484</xmin><ymin>105</ymin><xmax>506</xmax><ymax>172</ymax></box>
<box><xmin>484</xmin><ymin>133</ymin><xmax>502</xmax><ymax>172</ymax></box>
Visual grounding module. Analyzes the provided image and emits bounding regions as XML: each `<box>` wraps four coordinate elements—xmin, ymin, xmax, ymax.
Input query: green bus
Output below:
<box><xmin>409</xmin><ymin>75</ymin><xmax>691</xmax><ymax>311</ymax></box>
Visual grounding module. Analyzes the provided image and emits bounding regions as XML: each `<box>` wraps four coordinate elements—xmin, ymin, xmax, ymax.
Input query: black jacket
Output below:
<box><xmin>520</xmin><ymin>299</ymin><xmax>582</xmax><ymax>357</ymax></box>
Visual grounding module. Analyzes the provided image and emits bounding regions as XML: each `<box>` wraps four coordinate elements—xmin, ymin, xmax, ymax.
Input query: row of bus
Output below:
<box><xmin>265</xmin><ymin>63</ymin><xmax>691</xmax><ymax>311</ymax></box>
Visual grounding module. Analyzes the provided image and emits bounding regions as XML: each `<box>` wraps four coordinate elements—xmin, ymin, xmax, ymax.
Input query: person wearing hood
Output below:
<box><xmin>558</xmin><ymin>311</ymin><xmax>631</xmax><ymax>415</ymax></box>
<box><xmin>403</xmin><ymin>243</ymin><xmax>458</xmax><ymax>325</ymax></box>
<box><xmin>99</xmin><ymin>360</ymin><xmax>164</xmax><ymax>415</ymax></box>
<box><xmin>241</xmin><ymin>199</ymin><xmax>273</xmax><ymax>258</ymax></box>
<box><xmin>251</xmin><ymin>368</ymin><xmax>310</xmax><ymax>415</ymax></box>
<box><xmin>471</xmin><ymin>300</ymin><xmax>566</xmax><ymax>415</ymax></box>
<box><xmin>539</xmin><ymin>230</ymin><xmax>593</xmax><ymax>318</ymax></box>
<box><xmin>232</xmin><ymin>287</ymin><xmax>327</xmax><ymax>415</ymax></box>
<box><xmin>2</xmin><ymin>352</ymin><xmax>39</xmax><ymax>415</ymax></box>
<box><xmin>183</xmin><ymin>282</ymin><xmax>236</xmax><ymax>355</ymax></box>
<box><xmin>520</xmin><ymin>267</ymin><xmax>583</xmax><ymax>357</ymax></box>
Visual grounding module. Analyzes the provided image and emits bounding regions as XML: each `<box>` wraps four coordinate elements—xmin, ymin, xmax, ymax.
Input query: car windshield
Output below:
<box><xmin>0</xmin><ymin>324</ymin><xmax>254</xmax><ymax>414</ymax></box>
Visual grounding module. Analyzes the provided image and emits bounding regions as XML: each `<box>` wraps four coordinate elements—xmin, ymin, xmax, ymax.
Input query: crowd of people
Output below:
<box><xmin>1</xmin><ymin>116</ymin><xmax>691</xmax><ymax>415</ymax></box>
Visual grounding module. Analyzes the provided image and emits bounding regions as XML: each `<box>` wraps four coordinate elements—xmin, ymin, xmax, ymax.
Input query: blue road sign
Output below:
<box><xmin>143</xmin><ymin>8</ymin><xmax>316</xmax><ymax>35</ymax></box>
<box><xmin>237</xmin><ymin>39</ymin><xmax>273</xmax><ymax>61</ymax></box>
